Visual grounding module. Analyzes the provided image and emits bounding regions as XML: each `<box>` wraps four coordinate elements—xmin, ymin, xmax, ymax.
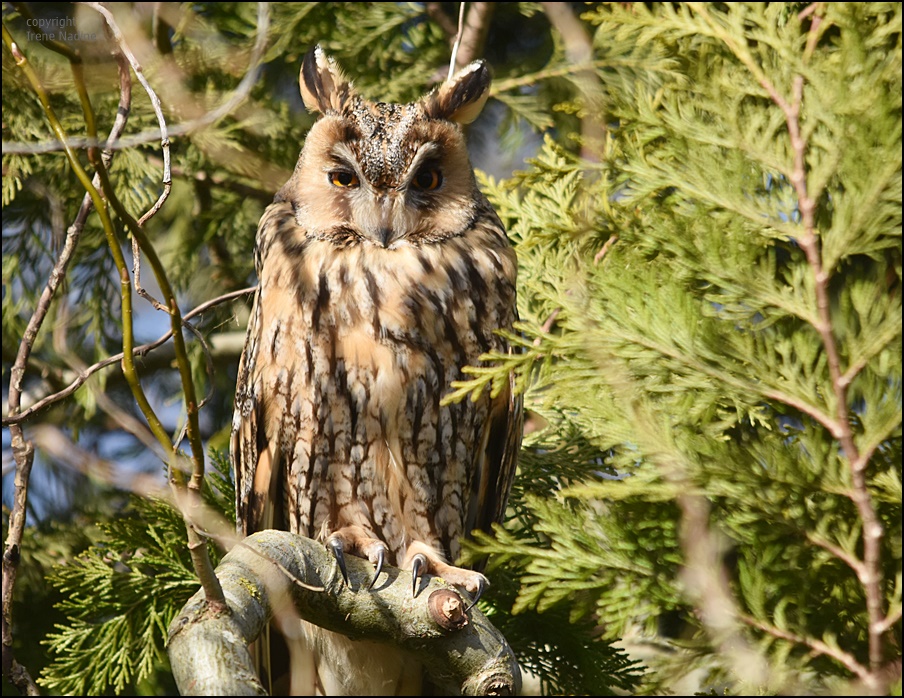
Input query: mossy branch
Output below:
<box><xmin>167</xmin><ymin>531</ymin><xmax>521</xmax><ymax>697</ymax></box>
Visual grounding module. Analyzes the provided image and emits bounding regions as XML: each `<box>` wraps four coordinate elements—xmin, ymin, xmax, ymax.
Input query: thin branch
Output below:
<box><xmin>740</xmin><ymin>614</ymin><xmax>870</xmax><ymax>683</ymax></box>
<box><xmin>454</xmin><ymin>3</ymin><xmax>493</xmax><ymax>72</ymax></box>
<box><xmin>874</xmin><ymin>605</ymin><xmax>902</xmax><ymax>635</ymax></box>
<box><xmin>1</xmin><ymin>20</ymin><xmax>131</xmax><ymax>695</ymax></box>
<box><xmin>805</xmin><ymin>531</ymin><xmax>866</xmax><ymax>579</ymax></box>
<box><xmin>2</xmin><ymin>287</ymin><xmax>256</xmax><ymax>427</ymax></box>
<box><xmin>800</xmin><ymin>3</ymin><xmax>826</xmax><ymax>63</ymax></box>
<box><xmin>594</xmin><ymin>233</ymin><xmax>619</xmax><ymax>265</ymax></box>
<box><xmin>781</xmin><ymin>33</ymin><xmax>883</xmax><ymax>683</ymax></box>
<box><xmin>448</xmin><ymin>2</ymin><xmax>467</xmax><ymax>78</ymax></box>
<box><xmin>81</xmin><ymin>2</ymin><xmax>172</xmax><ymax>227</ymax></box>
<box><xmin>82</xmin><ymin>1</ymin><xmax>173</xmax><ymax>326</ymax></box>
<box><xmin>761</xmin><ymin>388</ymin><xmax>842</xmax><ymax>438</ymax></box>
<box><xmin>4</xmin><ymin>2</ymin><xmax>271</xmax><ymax>156</ymax></box>
<box><xmin>1</xmin><ymin>437</ymin><xmax>39</xmax><ymax>696</ymax></box>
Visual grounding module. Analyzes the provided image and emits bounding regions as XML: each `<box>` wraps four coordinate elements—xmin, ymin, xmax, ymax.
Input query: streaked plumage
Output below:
<box><xmin>231</xmin><ymin>46</ymin><xmax>521</xmax><ymax>695</ymax></box>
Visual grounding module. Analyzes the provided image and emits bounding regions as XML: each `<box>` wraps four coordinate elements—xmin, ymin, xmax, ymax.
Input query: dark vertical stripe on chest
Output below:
<box><xmin>311</xmin><ymin>270</ymin><xmax>331</xmax><ymax>330</ymax></box>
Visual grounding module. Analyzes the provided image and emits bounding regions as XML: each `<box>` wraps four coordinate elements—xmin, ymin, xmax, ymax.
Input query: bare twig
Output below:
<box><xmin>4</xmin><ymin>3</ymin><xmax>271</xmax><ymax>157</ymax></box>
<box><xmin>2</xmin><ymin>287</ymin><xmax>256</xmax><ymax>427</ymax></box>
<box><xmin>1</xmin><ymin>20</ymin><xmax>132</xmax><ymax>694</ymax></box>
<box><xmin>593</xmin><ymin>234</ymin><xmax>618</xmax><ymax>265</ymax></box>
<box><xmin>1</xmin><ymin>435</ymin><xmax>39</xmax><ymax>696</ymax></box>
<box><xmin>81</xmin><ymin>2</ymin><xmax>171</xmax><ymax>313</ymax></box>
<box><xmin>875</xmin><ymin>605</ymin><xmax>902</xmax><ymax>635</ymax></box>
<box><xmin>740</xmin><ymin>614</ymin><xmax>869</xmax><ymax>683</ymax></box>
<box><xmin>448</xmin><ymin>2</ymin><xmax>467</xmax><ymax>78</ymax></box>
<box><xmin>805</xmin><ymin>531</ymin><xmax>866</xmax><ymax>579</ymax></box>
<box><xmin>81</xmin><ymin>2</ymin><xmax>172</xmax><ymax>227</ymax></box>
<box><xmin>760</xmin><ymin>388</ymin><xmax>842</xmax><ymax>438</ymax></box>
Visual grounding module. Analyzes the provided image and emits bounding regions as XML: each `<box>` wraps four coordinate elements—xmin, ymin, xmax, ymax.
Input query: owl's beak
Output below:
<box><xmin>370</xmin><ymin>192</ymin><xmax>404</xmax><ymax>248</ymax></box>
<box><xmin>377</xmin><ymin>226</ymin><xmax>393</xmax><ymax>247</ymax></box>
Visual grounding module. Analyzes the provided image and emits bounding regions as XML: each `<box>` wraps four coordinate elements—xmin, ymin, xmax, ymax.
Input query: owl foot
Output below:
<box><xmin>325</xmin><ymin>526</ymin><xmax>389</xmax><ymax>590</ymax></box>
<box><xmin>404</xmin><ymin>542</ymin><xmax>487</xmax><ymax>612</ymax></box>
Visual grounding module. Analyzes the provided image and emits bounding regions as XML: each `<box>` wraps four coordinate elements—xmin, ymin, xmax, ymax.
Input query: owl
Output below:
<box><xmin>231</xmin><ymin>46</ymin><xmax>522</xmax><ymax>695</ymax></box>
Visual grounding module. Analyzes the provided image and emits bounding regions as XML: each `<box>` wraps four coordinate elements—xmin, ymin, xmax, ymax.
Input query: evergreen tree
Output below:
<box><xmin>3</xmin><ymin>3</ymin><xmax>900</xmax><ymax>695</ymax></box>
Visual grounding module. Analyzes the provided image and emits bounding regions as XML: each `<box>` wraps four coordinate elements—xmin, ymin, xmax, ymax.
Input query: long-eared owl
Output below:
<box><xmin>231</xmin><ymin>46</ymin><xmax>522</xmax><ymax>695</ymax></box>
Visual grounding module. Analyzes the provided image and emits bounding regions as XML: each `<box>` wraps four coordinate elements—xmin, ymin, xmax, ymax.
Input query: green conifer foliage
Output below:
<box><xmin>457</xmin><ymin>3</ymin><xmax>901</xmax><ymax>693</ymax></box>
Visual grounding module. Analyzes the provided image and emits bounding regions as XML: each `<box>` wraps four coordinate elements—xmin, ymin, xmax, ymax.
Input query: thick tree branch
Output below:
<box><xmin>452</xmin><ymin>3</ymin><xmax>493</xmax><ymax>72</ymax></box>
<box><xmin>540</xmin><ymin>2</ymin><xmax>606</xmax><ymax>161</ymax></box>
<box><xmin>168</xmin><ymin>531</ymin><xmax>521</xmax><ymax>697</ymax></box>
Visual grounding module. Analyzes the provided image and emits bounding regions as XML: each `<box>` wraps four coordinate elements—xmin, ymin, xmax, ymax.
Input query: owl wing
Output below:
<box><xmin>464</xmin><ymin>336</ymin><xmax>524</xmax><ymax>571</ymax></box>
<box><xmin>231</xmin><ymin>285</ymin><xmax>263</xmax><ymax>537</ymax></box>
<box><xmin>230</xmin><ymin>263</ymin><xmax>289</xmax><ymax>695</ymax></box>
<box><xmin>231</xmin><ymin>281</ymin><xmax>285</xmax><ymax>537</ymax></box>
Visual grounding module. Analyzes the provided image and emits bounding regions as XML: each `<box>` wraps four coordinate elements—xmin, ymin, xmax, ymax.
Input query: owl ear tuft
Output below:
<box><xmin>425</xmin><ymin>60</ymin><xmax>491</xmax><ymax>124</ymax></box>
<box><xmin>300</xmin><ymin>45</ymin><xmax>353</xmax><ymax>114</ymax></box>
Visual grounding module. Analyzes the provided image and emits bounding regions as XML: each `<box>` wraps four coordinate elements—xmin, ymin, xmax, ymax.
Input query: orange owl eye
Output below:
<box><xmin>413</xmin><ymin>168</ymin><xmax>442</xmax><ymax>191</ymax></box>
<box><xmin>329</xmin><ymin>170</ymin><xmax>360</xmax><ymax>188</ymax></box>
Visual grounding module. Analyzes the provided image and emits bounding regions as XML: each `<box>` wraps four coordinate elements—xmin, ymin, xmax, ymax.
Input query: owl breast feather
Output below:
<box><xmin>252</xmin><ymin>200</ymin><xmax>517</xmax><ymax>564</ymax></box>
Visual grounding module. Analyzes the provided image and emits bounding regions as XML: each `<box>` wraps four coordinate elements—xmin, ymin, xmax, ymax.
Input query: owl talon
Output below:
<box><xmin>368</xmin><ymin>545</ymin><xmax>386</xmax><ymax>590</ymax></box>
<box><xmin>411</xmin><ymin>553</ymin><xmax>428</xmax><ymax>597</ymax></box>
<box><xmin>328</xmin><ymin>538</ymin><xmax>350</xmax><ymax>586</ymax></box>
<box><xmin>464</xmin><ymin>575</ymin><xmax>485</xmax><ymax>613</ymax></box>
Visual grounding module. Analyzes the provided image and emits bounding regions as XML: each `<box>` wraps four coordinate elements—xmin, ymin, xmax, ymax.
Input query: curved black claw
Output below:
<box><xmin>410</xmin><ymin>553</ymin><xmax>428</xmax><ymax>598</ymax></box>
<box><xmin>328</xmin><ymin>538</ymin><xmax>349</xmax><ymax>586</ymax></box>
<box><xmin>368</xmin><ymin>545</ymin><xmax>386</xmax><ymax>590</ymax></box>
<box><xmin>464</xmin><ymin>576</ymin><xmax>485</xmax><ymax>614</ymax></box>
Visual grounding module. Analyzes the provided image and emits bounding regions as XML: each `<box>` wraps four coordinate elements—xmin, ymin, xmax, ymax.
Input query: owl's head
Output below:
<box><xmin>277</xmin><ymin>46</ymin><xmax>492</xmax><ymax>249</ymax></box>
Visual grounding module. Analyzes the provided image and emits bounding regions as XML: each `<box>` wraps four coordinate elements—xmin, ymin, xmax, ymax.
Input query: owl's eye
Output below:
<box><xmin>412</xmin><ymin>168</ymin><xmax>443</xmax><ymax>191</ymax></box>
<box><xmin>329</xmin><ymin>170</ymin><xmax>360</xmax><ymax>188</ymax></box>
